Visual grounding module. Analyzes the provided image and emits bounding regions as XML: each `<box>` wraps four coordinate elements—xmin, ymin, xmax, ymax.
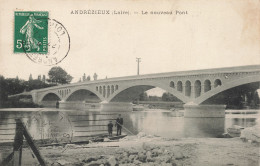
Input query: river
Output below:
<box><xmin>0</xmin><ymin>108</ymin><xmax>259</xmax><ymax>143</ymax></box>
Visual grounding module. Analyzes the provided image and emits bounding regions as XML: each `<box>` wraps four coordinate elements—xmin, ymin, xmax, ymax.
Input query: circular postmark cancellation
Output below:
<box><xmin>18</xmin><ymin>14</ymin><xmax>70</xmax><ymax>66</ymax></box>
<box><xmin>26</xmin><ymin>111</ymin><xmax>74</xmax><ymax>145</ymax></box>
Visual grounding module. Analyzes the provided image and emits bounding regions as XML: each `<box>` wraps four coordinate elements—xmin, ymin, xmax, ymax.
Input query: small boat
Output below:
<box><xmin>227</xmin><ymin>125</ymin><xmax>244</xmax><ymax>137</ymax></box>
<box><xmin>133</xmin><ymin>104</ymin><xmax>145</xmax><ymax>111</ymax></box>
<box><xmin>108</xmin><ymin>134</ymin><xmax>127</xmax><ymax>140</ymax></box>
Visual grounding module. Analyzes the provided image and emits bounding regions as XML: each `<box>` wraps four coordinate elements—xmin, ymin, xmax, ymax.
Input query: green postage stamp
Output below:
<box><xmin>14</xmin><ymin>11</ymin><xmax>49</xmax><ymax>54</ymax></box>
<box><xmin>14</xmin><ymin>11</ymin><xmax>70</xmax><ymax>66</ymax></box>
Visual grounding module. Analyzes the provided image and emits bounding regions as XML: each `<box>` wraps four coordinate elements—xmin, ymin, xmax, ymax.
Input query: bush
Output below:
<box><xmin>0</xmin><ymin>100</ymin><xmax>43</xmax><ymax>108</ymax></box>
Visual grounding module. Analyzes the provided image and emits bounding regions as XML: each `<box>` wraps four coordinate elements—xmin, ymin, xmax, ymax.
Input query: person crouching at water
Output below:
<box><xmin>116</xmin><ymin>114</ymin><xmax>123</xmax><ymax>136</ymax></box>
<box><xmin>107</xmin><ymin>120</ymin><xmax>113</xmax><ymax>137</ymax></box>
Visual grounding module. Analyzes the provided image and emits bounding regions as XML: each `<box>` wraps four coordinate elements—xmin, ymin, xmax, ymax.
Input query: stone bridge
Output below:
<box><xmin>29</xmin><ymin>65</ymin><xmax>260</xmax><ymax>117</ymax></box>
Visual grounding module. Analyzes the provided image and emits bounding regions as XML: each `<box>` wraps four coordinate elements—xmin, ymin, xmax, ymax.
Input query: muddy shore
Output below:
<box><xmin>1</xmin><ymin>134</ymin><xmax>259</xmax><ymax>166</ymax></box>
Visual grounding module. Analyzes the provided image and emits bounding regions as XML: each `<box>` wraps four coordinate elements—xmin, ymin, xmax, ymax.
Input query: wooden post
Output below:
<box><xmin>15</xmin><ymin>119</ymin><xmax>46</xmax><ymax>166</ymax></box>
<box><xmin>2</xmin><ymin>119</ymin><xmax>46</xmax><ymax>166</ymax></box>
<box><xmin>13</xmin><ymin>119</ymin><xmax>24</xmax><ymax>166</ymax></box>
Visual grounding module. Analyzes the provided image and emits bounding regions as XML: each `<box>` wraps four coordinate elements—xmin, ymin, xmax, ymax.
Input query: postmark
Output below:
<box><xmin>14</xmin><ymin>11</ymin><xmax>70</xmax><ymax>66</ymax></box>
<box><xmin>26</xmin><ymin>111</ymin><xmax>73</xmax><ymax>145</ymax></box>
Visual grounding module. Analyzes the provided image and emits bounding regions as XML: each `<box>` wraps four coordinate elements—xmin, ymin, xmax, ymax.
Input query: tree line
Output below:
<box><xmin>138</xmin><ymin>92</ymin><xmax>181</xmax><ymax>102</ymax></box>
<box><xmin>0</xmin><ymin>67</ymin><xmax>73</xmax><ymax>107</ymax></box>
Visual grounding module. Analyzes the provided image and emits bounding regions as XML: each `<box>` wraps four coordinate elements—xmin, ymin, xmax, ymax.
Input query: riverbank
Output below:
<box><xmin>225</xmin><ymin>109</ymin><xmax>259</xmax><ymax>114</ymax></box>
<box><xmin>0</xmin><ymin>107</ymin><xmax>68</xmax><ymax>112</ymax></box>
<box><xmin>1</xmin><ymin>134</ymin><xmax>259</xmax><ymax>166</ymax></box>
<box><xmin>1</xmin><ymin>107</ymin><xmax>259</xmax><ymax>112</ymax></box>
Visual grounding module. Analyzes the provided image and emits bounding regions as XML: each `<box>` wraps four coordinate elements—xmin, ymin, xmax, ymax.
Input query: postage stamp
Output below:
<box><xmin>14</xmin><ymin>11</ymin><xmax>70</xmax><ymax>66</ymax></box>
<box><xmin>14</xmin><ymin>11</ymin><xmax>49</xmax><ymax>54</ymax></box>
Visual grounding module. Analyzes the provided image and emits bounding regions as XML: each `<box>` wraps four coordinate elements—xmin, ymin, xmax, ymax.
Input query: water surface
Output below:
<box><xmin>0</xmin><ymin>108</ymin><xmax>259</xmax><ymax>143</ymax></box>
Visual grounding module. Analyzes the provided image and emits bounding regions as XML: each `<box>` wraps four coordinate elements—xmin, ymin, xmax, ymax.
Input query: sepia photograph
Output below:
<box><xmin>0</xmin><ymin>0</ymin><xmax>259</xmax><ymax>165</ymax></box>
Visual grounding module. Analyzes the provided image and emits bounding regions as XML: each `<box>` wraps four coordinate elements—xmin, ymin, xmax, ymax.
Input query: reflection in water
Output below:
<box><xmin>0</xmin><ymin>111</ymin><xmax>73</xmax><ymax>143</ymax></box>
<box><xmin>231</xmin><ymin>118</ymin><xmax>256</xmax><ymax>128</ymax></box>
<box><xmin>184</xmin><ymin>118</ymin><xmax>225</xmax><ymax>138</ymax></box>
<box><xmin>0</xmin><ymin>109</ymin><xmax>258</xmax><ymax>142</ymax></box>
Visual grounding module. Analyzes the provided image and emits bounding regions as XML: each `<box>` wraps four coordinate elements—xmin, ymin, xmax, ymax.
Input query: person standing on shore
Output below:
<box><xmin>107</xmin><ymin>120</ymin><xmax>113</xmax><ymax>137</ymax></box>
<box><xmin>56</xmin><ymin>100</ymin><xmax>59</xmax><ymax>109</ymax></box>
<box><xmin>116</xmin><ymin>114</ymin><xmax>123</xmax><ymax>136</ymax></box>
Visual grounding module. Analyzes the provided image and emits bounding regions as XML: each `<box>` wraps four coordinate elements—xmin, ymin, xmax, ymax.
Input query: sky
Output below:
<box><xmin>0</xmin><ymin>0</ymin><xmax>260</xmax><ymax>96</ymax></box>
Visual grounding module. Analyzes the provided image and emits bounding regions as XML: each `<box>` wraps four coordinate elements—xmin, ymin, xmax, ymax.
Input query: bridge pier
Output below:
<box><xmin>31</xmin><ymin>91</ymin><xmax>39</xmax><ymax>104</ymax></box>
<box><xmin>184</xmin><ymin>104</ymin><xmax>226</xmax><ymax>118</ymax></box>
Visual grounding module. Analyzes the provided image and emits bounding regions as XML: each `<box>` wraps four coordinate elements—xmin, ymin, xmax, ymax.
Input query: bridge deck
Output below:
<box><xmin>32</xmin><ymin>64</ymin><xmax>260</xmax><ymax>92</ymax></box>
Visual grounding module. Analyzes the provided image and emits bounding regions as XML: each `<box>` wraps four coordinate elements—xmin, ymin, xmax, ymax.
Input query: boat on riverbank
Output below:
<box><xmin>132</xmin><ymin>104</ymin><xmax>148</xmax><ymax>111</ymax></box>
<box><xmin>227</xmin><ymin>125</ymin><xmax>244</xmax><ymax>137</ymax></box>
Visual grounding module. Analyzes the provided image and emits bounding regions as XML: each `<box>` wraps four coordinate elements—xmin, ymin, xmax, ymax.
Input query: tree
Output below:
<box><xmin>162</xmin><ymin>93</ymin><xmax>169</xmax><ymax>101</ymax></box>
<box><xmin>4</xmin><ymin>78</ymin><xmax>26</xmax><ymax>95</ymax></box>
<box><xmin>0</xmin><ymin>75</ymin><xmax>8</xmax><ymax>104</ymax></box>
<box><xmin>24</xmin><ymin>79</ymin><xmax>56</xmax><ymax>91</ymax></box>
<box><xmin>48</xmin><ymin>67</ymin><xmax>73</xmax><ymax>84</ymax></box>
<box><xmin>139</xmin><ymin>92</ymin><xmax>148</xmax><ymax>101</ymax></box>
<box><xmin>149</xmin><ymin>95</ymin><xmax>161</xmax><ymax>101</ymax></box>
<box><xmin>162</xmin><ymin>92</ymin><xmax>181</xmax><ymax>102</ymax></box>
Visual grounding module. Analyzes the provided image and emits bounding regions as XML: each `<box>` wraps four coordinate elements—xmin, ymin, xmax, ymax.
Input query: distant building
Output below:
<box><xmin>42</xmin><ymin>75</ymin><xmax>46</xmax><ymax>83</ymax></box>
<box><xmin>87</xmin><ymin>76</ymin><xmax>91</xmax><ymax>81</ymax></box>
<box><xmin>29</xmin><ymin>74</ymin><xmax>32</xmax><ymax>81</ymax></box>
<box><xmin>93</xmin><ymin>73</ymin><xmax>98</xmax><ymax>80</ymax></box>
<box><xmin>83</xmin><ymin>73</ymin><xmax>86</xmax><ymax>81</ymax></box>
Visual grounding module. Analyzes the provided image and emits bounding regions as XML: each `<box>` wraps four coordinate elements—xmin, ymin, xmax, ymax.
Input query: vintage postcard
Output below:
<box><xmin>0</xmin><ymin>0</ymin><xmax>259</xmax><ymax>165</ymax></box>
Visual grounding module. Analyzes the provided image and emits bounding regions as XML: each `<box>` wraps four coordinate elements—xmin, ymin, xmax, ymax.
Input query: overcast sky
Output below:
<box><xmin>0</xmin><ymin>0</ymin><xmax>259</xmax><ymax>96</ymax></box>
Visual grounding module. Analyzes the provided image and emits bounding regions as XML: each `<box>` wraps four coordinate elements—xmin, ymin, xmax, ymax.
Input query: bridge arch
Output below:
<box><xmin>103</xmin><ymin>86</ymin><xmax>106</xmax><ymax>97</ymax></box>
<box><xmin>107</xmin><ymin>85</ymin><xmax>110</xmax><ymax>97</ymax></box>
<box><xmin>107</xmin><ymin>81</ymin><xmax>190</xmax><ymax>103</ymax></box>
<box><xmin>99</xmin><ymin>86</ymin><xmax>102</xmax><ymax>94</ymax></box>
<box><xmin>194</xmin><ymin>75</ymin><xmax>260</xmax><ymax>104</ymax></box>
<box><xmin>111</xmin><ymin>85</ymin><xmax>115</xmax><ymax>94</ymax></box>
<box><xmin>185</xmin><ymin>81</ymin><xmax>191</xmax><ymax>97</ymax></box>
<box><xmin>204</xmin><ymin>79</ymin><xmax>211</xmax><ymax>92</ymax></box>
<box><xmin>170</xmin><ymin>81</ymin><xmax>175</xmax><ymax>88</ymax></box>
<box><xmin>177</xmin><ymin>81</ymin><xmax>183</xmax><ymax>92</ymax></box>
<box><xmin>38</xmin><ymin>91</ymin><xmax>62</xmax><ymax>103</ymax></box>
<box><xmin>63</xmin><ymin>87</ymin><xmax>104</xmax><ymax>102</ymax></box>
<box><xmin>194</xmin><ymin>80</ymin><xmax>201</xmax><ymax>98</ymax></box>
<box><xmin>214</xmin><ymin>79</ymin><xmax>222</xmax><ymax>88</ymax></box>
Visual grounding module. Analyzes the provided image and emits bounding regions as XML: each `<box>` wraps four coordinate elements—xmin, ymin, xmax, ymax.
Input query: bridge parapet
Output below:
<box><xmin>29</xmin><ymin>65</ymin><xmax>260</xmax><ymax>105</ymax></box>
<box><xmin>57</xmin><ymin>88</ymin><xmax>71</xmax><ymax>98</ymax></box>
